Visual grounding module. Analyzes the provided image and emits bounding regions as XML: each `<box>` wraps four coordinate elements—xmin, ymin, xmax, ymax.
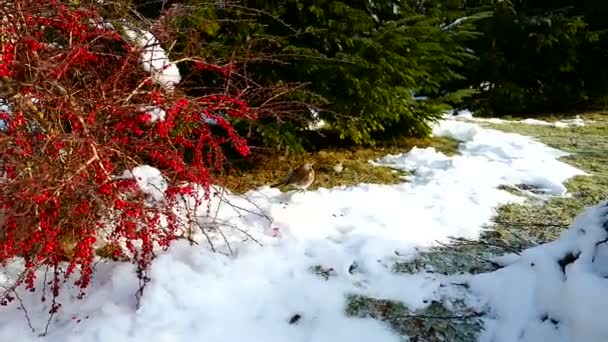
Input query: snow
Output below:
<box><xmin>122</xmin><ymin>26</ymin><xmax>181</xmax><ymax>91</ymax></box>
<box><xmin>0</xmin><ymin>98</ymin><xmax>9</xmax><ymax>131</ymax></box>
<box><xmin>307</xmin><ymin>108</ymin><xmax>326</xmax><ymax>130</ymax></box>
<box><xmin>519</xmin><ymin>117</ymin><xmax>585</xmax><ymax>128</ymax></box>
<box><xmin>431</xmin><ymin>119</ymin><xmax>586</xmax><ymax>196</ymax></box>
<box><xmin>471</xmin><ymin>201</ymin><xmax>608</xmax><ymax>342</ymax></box>
<box><xmin>139</xmin><ymin>106</ymin><xmax>166</xmax><ymax>123</ymax></box>
<box><xmin>203</xmin><ymin>116</ymin><xmax>219</xmax><ymax>125</ymax></box>
<box><xmin>119</xmin><ymin>165</ymin><xmax>168</xmax><ymax>202</ymax></box>
<box><xmin>453</xmin><ymin>109</ymin><xmax>586</xmax><ymax>128</ymax></box>
<box><xmin>130</xmin><ymin>165</ymin><xmax>168</xmax><ymax>202</ymax></box>
<box><xmin>479</xmin><ymin>82</ymin><xmax>492</xmax><ymax>91</ymax></box>
<box><xmin>442</xmin><ymin>16</ymin><xmax>470</xmax><ymax>30</ymax></box>
<box><xmin>0</xmin><ymin>115</ymin><xmax>603</xmax><ymax>342</ymax></box>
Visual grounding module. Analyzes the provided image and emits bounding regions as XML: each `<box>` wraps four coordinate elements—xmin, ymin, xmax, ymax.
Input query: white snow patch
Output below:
<box><xmin>203</xmin><ymin>115</ymin><xmax>219</xmax><ymax>125</ymax></box>
<box><xmin>0</xmin><ymin>116</ymin><xmax>592</xmax><ymax>342</ymax></box>
<box><xmin>450</xmin><ymin>110</ymin><xmax>587</xmax><ymax>128</ymax></box>
<box><xmin>139</xmin><ymin>106</ymin><xmax>166</xmax><ymax>122</ymax></box>
<box><xmin>442</xmin><ymin>16</ymin><xmax>470</xmax><ymax>30</ymax></box>
<box><xmin>479</xmin><ymin>82</ymin><xmax>492</xmax><ymax>91</ymax></box>
<box><xmin>0</xmin><ymin>98</ymin><xmax>9</xmax><ymax>131</ymax></box>
<box><xmin>122</xmin><ymin>26</ymin><xmax>181</xmax><ymax>91</ymax></box>
<box><xmin>122</xmin><ymin>165</ymin><xmax>167</xmax><ymax>202</ymax></box>
<box><xmin>520</xmin><ymin>116</ymin><xmax>585</xmax><ymax>128</ymax></box>
<box><xmin>431</xmin><ymin>119</ymin><xmax>587</xmax><ymax>196</ymax></box>
<box><xmin>471</xmin><ymin>201</ymin><xmax>608</xmax><ymax>342</ymax></box>
<box><xmin>307</xmin><ymin>108</ymin><xmax>326</xmax><ymax>130</ymax></box>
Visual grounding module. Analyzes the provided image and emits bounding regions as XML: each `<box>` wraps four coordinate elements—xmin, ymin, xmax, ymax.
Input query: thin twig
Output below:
<box><xmin>213</xmin><ymin>224</ymin><xmax>234</xmax><ymax>256</ymax></box>
<box><xmin>123</xmin><ymin>75</ymin><xmax>154</xmax><ymax>103</ymax></box>
<box><xmin>218</xmin><ymin>195</ymin><xmax>271</xmax><ymax>221</ymax></box>
<box><xmin>387</xmin><ymin>311</ymin><xmax>482</xmax><ymax>321</ymax></box>
<box><xmin>194</xmin><ymin>216</ymin><xmax>262</xmax><ymax>247</ymax></box>
<box><xmin>493</xmin><ymin>219</ymin><xmax>568</xmax><ymax>228</ymax></box>
<box><xmin>194</xmin><ymin>219</ymin><xmax>217</xmax><ymax>253</ymax></box>
<box><xmin>13</xmin><ymin>290</ymin><xmax>36</xmax><ymax>334</ymax></box>
<box><xmin>441</xmin><ymin>238</ymin><xmax>523</xmax><ymax>255</ymax></box>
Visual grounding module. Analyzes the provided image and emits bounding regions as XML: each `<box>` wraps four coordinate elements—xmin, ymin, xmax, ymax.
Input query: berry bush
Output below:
<box><xmin>0</xmin><ymin>0</ymin><xmax>254</xmax><ymax>315</ymax></box>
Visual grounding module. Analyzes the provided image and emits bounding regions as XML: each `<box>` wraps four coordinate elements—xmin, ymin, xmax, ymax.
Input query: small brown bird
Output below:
<box><xmin>271</xmin><ymin>162</ymin><xmax>315</xmax><ymax>191</ymax></box>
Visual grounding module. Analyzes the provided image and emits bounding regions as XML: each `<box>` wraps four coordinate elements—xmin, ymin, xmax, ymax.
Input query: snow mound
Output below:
<box><xmin>119</xmin><ymin>165</ymin><xmax>167</xmax><ymax>202</ymax></box>
<box><xmin>471</xmin><ymin>201</ymin><xmax>608</xmax><ymax>342</ymax></box>
<box><xmin>132</xmin><ymin>165</ymin><xmax>167</xmax><ymax>201</ymax></box>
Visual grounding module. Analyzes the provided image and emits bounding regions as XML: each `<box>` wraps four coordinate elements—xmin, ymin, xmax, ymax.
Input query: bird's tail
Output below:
<box><xmin>270</xmin><ymin>181</ymin><xmax>284</xmax><ymax>188</ymax></box>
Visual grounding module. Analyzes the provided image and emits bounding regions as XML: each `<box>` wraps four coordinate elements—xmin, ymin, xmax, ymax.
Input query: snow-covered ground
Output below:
<box><xmin>1</xmin><ymin>115</ymin><xmax>605</xmax><ymax>342</ymax></box>
<box><xmin>471</xmin><ymin>200</ymin><xmax>608</xmax><ymax>342</ymax></box>
<box><xmin>453</xmin><ymin>110</ymin><xmax>586</xmax><ymax>128</ymax></box>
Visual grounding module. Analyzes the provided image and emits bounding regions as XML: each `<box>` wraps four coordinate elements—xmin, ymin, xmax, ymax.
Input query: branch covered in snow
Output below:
<box><xmin>120</xmin><ymin>23</ymin><xmax>181</xmax><ymax>91</ymax></box>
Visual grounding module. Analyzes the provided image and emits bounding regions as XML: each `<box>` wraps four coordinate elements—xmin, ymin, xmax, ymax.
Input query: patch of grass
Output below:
<box><xmin>222</xmin><ymin>136</ymin><xmax>461</xmax><ymax>194</ymax></box>
<box><xmin>482</xmin><ymin>113</ymin><xmax>608</xmax><ymax>243</ymax></box>
<box><xmin>393</xmin><ymin>241</ymin><xmax>506</xmax><ymax>276</ymax></box>
<box><xmin>345</xmin><ymin>295</ymin><xmax>482</xmax><ymax>341</ymax></box>
<box><xmin>309</xmin><ymin>265</ymin><xmax>337</xmax><ymax>280</ymax></box>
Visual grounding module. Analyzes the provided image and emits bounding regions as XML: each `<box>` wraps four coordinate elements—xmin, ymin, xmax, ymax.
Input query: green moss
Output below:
<box><xmin>393</xmin><ymin>242</ymin><xmax>506</xmax><ymax>275</ymax></box>
<box><xmin>309</xmin><ymin>265</ymin><xmax>337</xmax><ymax>280</ymax></box>
<box><xmin>345</xmin><ymin>295</ymin><xmax>482</xmax><ymax>341</ymax></box>
<box><xmin>345</xmin><ymin>294</ymin><xmax>411</xmax><ymax>318</ymax></box>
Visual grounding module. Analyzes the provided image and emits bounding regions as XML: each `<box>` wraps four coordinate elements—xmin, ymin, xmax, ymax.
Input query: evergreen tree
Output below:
<box><xmin>457</xmin><ymin>0</ymin><xmax>607</xmax><ymax>115</ymax></box>
<box><xmin>168</xmin><ymin>0</ymin><xmax>478</xmax><ymax>150</ymax></box>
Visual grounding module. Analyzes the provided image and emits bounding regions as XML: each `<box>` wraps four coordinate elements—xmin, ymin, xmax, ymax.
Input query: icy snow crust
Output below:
<box><xmin>1</xmin><ymin>116</ymin><xmax>603</xmax><ymax>342</ymax></box>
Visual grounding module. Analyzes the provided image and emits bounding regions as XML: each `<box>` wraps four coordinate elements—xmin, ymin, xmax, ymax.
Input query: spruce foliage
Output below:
<box><xmin>458</xmin><ymin>0</ymin><xmax>608</xmax><ymax>115</ymax></box>
<box><xmin>140</xmin><ymin>0</ymin><xmax>608</xmax><ymax>148</ymax></box>
<box><xmin>167</xmin><ymin>0</ymin><xmax>477</xmax><ymax>150</ymax></box>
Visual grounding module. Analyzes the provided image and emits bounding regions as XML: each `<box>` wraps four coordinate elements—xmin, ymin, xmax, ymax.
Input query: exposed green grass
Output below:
<box><xmin>346</xmin><ymin>295</ymin><xmax>482</xmax><ymax>341</ymax></box>
<box><xmin>393</xmin><ymin>241</ymin><xmax>509</xmax><ymax>276</ymax></box>
<box><xmin>223</xmin><ymin>136</ymin><xmax>460</xmax><ymax>194</ymax></box>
